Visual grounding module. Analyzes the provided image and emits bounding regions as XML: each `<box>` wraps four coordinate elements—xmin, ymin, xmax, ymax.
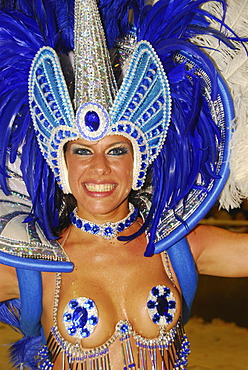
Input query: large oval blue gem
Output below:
<box><xmin>157</xmin><ymin>295</ymin><xmax>168</xmax><ymax>316</ymax></box>
<box><xmin>85</xmin><ymin>111</ymin><xmax>100</xmax><ymax>132</ymax></box>
<box><xmin>72</xmin><ymin>307</ymin><xmax>88</xmax><ymax>328</ymax></box>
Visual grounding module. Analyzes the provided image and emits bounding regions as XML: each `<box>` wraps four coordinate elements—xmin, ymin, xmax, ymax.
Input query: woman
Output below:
<box><xmin>0</xmin><ymin>0</ymin><xmax>247</xmax><ymax>369</ymax></box>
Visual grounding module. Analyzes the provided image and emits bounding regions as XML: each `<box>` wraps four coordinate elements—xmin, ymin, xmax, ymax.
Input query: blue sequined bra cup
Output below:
<box><xmin>37</xmin><ymin>269</ymin><xmax>190</xmax><ymax>369</ymax></box>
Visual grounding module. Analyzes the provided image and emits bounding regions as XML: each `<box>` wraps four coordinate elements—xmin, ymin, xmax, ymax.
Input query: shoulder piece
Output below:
<box><xmin>0</xmin><ymin>188</ymin><xmax>73</xmax><ymax>272</ymax></box>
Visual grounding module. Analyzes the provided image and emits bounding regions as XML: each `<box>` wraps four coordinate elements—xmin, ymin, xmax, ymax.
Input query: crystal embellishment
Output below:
<box><xmin>147</xmin><ymin>285</ymin><xmax>177</xmax><ymax>327</ymax></box>
<box><xmin>85</xmin><ymin>111</ymin><xmax>100</xmax><ymax>131</ymax></box>
<box><xmin>70</xmin><ymin>204</ymin><xmax>138</xmax><ymax>239</ymax></box>
<box><xmin>63</xmin><ymin>297</ymin><xmax>98</xmax><ymax>339</ymax></box>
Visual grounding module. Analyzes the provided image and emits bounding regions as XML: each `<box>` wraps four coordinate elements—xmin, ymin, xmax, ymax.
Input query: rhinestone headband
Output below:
<box><xmin>70</xmin><ymin>204</ymin><xmax>139</xmax><ymax>239</ymax></box>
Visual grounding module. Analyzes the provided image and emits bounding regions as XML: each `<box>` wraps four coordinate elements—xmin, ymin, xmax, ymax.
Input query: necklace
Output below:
<box><xmin>70</xmin><ymin>203</ymin><xmax>139</xmax><ymax>239</ymax></box>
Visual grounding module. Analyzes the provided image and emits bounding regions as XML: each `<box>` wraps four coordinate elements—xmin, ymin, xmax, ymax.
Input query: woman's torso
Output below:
<box><xmin>41</xmin><ymin>226</ymin><xmax>184</xmax><ymax>369</ymax></box>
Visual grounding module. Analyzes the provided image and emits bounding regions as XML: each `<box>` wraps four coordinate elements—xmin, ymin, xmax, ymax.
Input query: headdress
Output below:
<box><xmin>0</xmin><ymin>0</ymin><xmax>246</xmax><ymax>263</ymax></box>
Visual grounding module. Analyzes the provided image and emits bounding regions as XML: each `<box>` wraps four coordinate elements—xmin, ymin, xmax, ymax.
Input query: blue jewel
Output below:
<box><xmin>31</xmin><ymin>101</ymin><xmax>36</xmax><ymax>108</ymax></box>
<box><xmin>104</xmin><ymin>227</ymin><xmax>113</xmax><ymax>236</ymax></box>
<box><xmin>169</xmin><ymin>300</ymin><xmax>176</xmax><ymax>309</ymax></box>
<box><xmin>138</xmin><ymin>171</ymin><xmax>145</xmax><ymax>179</ymax></box>
<box><xmin>117</xmin><ymin>223</ymin><xmax>125</xmax><ymax>232</ymax></box>
<box><xmin>46</xmin><ymin>94</ymin><xmax>53</xmax><ymax>102</ymax></box>
<box><xmin>147</xmin><ymin>300</ymin><xmax>156</xmax><ymax>309</ymax></box>
<box><xmin>120</xmin><ymin>323</ymin><xmax>129</xmax><ymax>333</ymax></box>
<box><xmin>166</xmin><ymin>313</ymin><xmax>173</xmax><ymax>323</ymax></box>
<box><xmin>142</xmin><ymin>154</ymin><xmax>148</xmax><ymax>161</ymax></box>
<box><xmin>137</xmin><ymin>86</ymin><xmax>145</xmax><ymax>95</ymax></box>
<box><xmin>60</xmin><ymin>118</ymin><xmax>65</xmax><ymax>125</ymax></box>
<box><xmin>69</xmin><ymin>299</ymin><xmax>78</xmax><ymax>309</ymax></box>
<box><xmin>137</xmin><ymin>137</ymin><xmax>143</xmax><ymax>145</ymax></box>
<box><xmin>152</xmin><ymin>313</ymin><xmax>160</xmax><ymax>324</ymax></box>
<box><xmin>58</xmin><ymin>130</ymin><xmax>65</xmax><ymax>139</ymax></box>
<box><xmin>39</xmin><ymin>114</ymin><xmax>44</xmax><ymax>121</ymax></box>
<box><xmin>128</xmin><ymin>102</ymin><xmax>136</xmax><ymax>110</ymax></box>
<box><xmin>51</xmin><ymin>102</ymin><xmax>57</xmax><ymax>111</ymax></box>
<box><xmin>136</xmin><ymin>180</ymin><xmax>143</xmax><ymax>188</ymax></box>
<box><xmin>55</xmin><ymin>111</ymin><xmax>61</xmax><ymax>118</ymax></box>
<box><xmin>65</xmin><ymin>131</ymin><xmax>71</xmax><ymax>137</ymax></box>
<box><xmin>42</xmin><ymin>85</ymin><xmax>50</xmax><ymax>93</ymax></box>
<box><xmin>39</xmin><ymin>76</ymin><xmax>46</xmax><ymax>85</ymax></box>
<box><xmin>131</xmin><ymin>129</ymin><xmax>138</xmax><ymax>138</ymax></box>
<box><xmin>158</xmin><ymin>96</ymin><xmax>164</xmax><ymax>104</ymax></box>
<box><xmin>35</xmin><ymin>107</ymin><xmax>41</xmax><ymax>115</ymax></box>
<box><xmin>133</xmin><ymin>94</ymin><xmax>141</xmax><ymax>103</ymax></box>
<box><xmin>125</xmin><ymin>219</ymin><xmax>131</xmax><ymax>227</ymax></box>
<box><xmin>164</xmin><ymin>287</ymin><xmax>170</xmax><ymax>296</ymax></box>
<box><xmin>157</xmin><ymin>295</ymin><xmax>169</xmax><ymax>316</ymax></box>
<box><xmin>54</xmin><ymin>167</ymin><xmax>60</xmax><ymax>174</ymax></box>
<box><xmin>152</xmin><ymin>129</ymin><xmax>158</xmax><ymax>137</ymax></box>
<box><xmin>52</xmin><ymin>160</ymin><xmax>58</xmax><ymax>166</ymax></box>
<box><xmin>141</xmin><ymin>162</ymin><xmax>147</xmax><ymax>170</ymax></box>
<box><xmin>44</xmin><ymin>120</ymin><xmax>49</xmax><ymax>127</ymax></box>
<box><xmin>152</xmin><ymin>148</ymin><xmax>157</xmax><ymax>155</ymax></box>
<box><xmin>63</xmin><ymin>312</ymin><xmax>72</xmax><ymax>322</ymax></box>
<box><xmin>142</xmin><ymin>112</ymin><xmax>149</xmax><ymax>121</ymax></box>
<box><xmin>142</xmin><ymin>78</ymin><xmax>150</xmax><ymax>88</ymax></box>
<box><xmin>148</xmin><ymin>108</ymin><xmax>154</xmax><ymax>115</ymax></box>
<box><xmin>84</xmin><ymin>223</ymin><xmax>91</xmax><ymax>232</ymax></box>
<box><xmin>150</xmin><ymin>63</ymin><xmax>157</xmax><ymax>71</ymax></box>
<box><xmin>36</xmin><ymin>68</ymin><xmax>43</xmax><ymax>76</ymax></box>
<box><xmin>81</xmin><ymin>328</ymin><xmax>90</xmax><ymax>338</ymax></box>
<box><xmin>153</xmin><ymin>101</ymin><xmax>160</xmax><ymax>111</ymax></box>
<box><xmin>50</xmin><ymin>151</ymin><xmax>57</xmax><ymax>158</ymax></box>
<box><xmin>89</xmin><ymin>316</ymin><xmax>98</xmax><ymax>325</ymax></box>
<box><xmin>84</xmin><ymin>299</ymin><xmax>94</xmax><ymax>309</ymax></box>
<box><xmin>152</xmin><ymin>287</ymin><xmax>160</xmax><ymax>297</ymax></box>
<box><xmin>67</xmin><ymin>326</ymin><xmax>77</xmax><ymax>336</ymax></box>
<box><xmin>124</xmin><ymin>109</ymin><xmax>131</xmax><ymax>117</ymax></box>
<box><xmin>72</xmin><ymin>306</ymin><xmax>88</xmax><ymax>328</ymax></box>
<box><xmin>139</xmin><ymin>145</ymin><xmax>146</xmax><ymax>153</ymax></box>
<box><xmin>85</xmin><ymin>110</ymin><xmax>100</xmax><ymax>132</ymax></box>
<box><xmin>118</xmin><ymin>124</ymin><xmax>124</xmax><ymax>132</ymax></box>
<box><xmin>92</xmin><ymin>225</ymin><xmax>100</xmax><ymax>234</ymax></box>
<box><xmin>125</xmin><ymin>124</ymin><xmax>131</xmax><ymax>134</ymax></box>
<box><xmin>76</xmin><ymin>219</ymin><xmax>83</xmax><ymax>228</ymax></box>
<box><xmin>146</xmin><ymin>70</ymin><xmax>154</xmax><ymax>79</ymax></box>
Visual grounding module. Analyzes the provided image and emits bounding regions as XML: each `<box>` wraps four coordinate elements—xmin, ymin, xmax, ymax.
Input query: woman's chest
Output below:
<box><xmin>42</xmin><ymin>251</ymin><xmax>181</xmax><ymax>348</ymax></box>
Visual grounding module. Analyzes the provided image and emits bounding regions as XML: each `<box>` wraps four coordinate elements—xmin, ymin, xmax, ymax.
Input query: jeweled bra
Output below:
<box><xmin>36</xmin><ymin>253</ymin><xmax>190</xmax><ymax>369</ymax></box>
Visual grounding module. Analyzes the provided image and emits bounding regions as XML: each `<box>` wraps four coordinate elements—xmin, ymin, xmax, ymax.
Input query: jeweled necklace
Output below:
<box><xmin>70</xmin><ymin>203</ymin><xmax>139</xmax><ymax>239</ymax></box>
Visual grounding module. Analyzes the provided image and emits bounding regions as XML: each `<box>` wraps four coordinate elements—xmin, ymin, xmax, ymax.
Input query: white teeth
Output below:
<box><xmin>85</xmin><ymin>183</ymin><xmax>115</xmax><ymax>192</ymax></box>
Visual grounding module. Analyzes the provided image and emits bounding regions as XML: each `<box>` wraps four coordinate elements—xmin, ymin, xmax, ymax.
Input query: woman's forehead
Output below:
<box><xmin>68</xmin><ymin>135</ymin><xmax>132</xmax><ymax>147</ymax></box>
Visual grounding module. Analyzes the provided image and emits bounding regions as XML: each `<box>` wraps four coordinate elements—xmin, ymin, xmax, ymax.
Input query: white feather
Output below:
<box><xmin>193</xmin><ymin>1</ymin><xmax>248</xmax><ymax>209</ymax></box>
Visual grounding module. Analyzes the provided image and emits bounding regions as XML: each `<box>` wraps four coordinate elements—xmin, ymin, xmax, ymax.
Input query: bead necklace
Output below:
<box><xmin>70</xmin><ymin>203</ymin><xmax>139</xmax><ymax>239</ymax></box>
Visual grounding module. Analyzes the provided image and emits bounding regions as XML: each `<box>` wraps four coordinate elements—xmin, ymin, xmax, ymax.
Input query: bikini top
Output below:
<box><xmin>35</xmin><ymin>253</ymin><xmax>190</xmax><ymax>370</ymax></box>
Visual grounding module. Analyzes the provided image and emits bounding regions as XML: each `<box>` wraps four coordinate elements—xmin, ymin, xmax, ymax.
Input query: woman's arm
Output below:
<box><xmin>188</xmin><ymin>225</ymin><xmax>248</xmax><ymax>277</ymax></box>
<box><xmin>0</xmin><ymin>264</ymin><xmax>19</xmax><ymax>301</ymax></box>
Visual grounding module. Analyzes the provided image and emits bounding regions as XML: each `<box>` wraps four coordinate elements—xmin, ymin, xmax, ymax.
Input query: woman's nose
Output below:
<box><xmin>91</xmin><ymin>154</ymin><xmax>111</xmax><ymax>175</ymax></box>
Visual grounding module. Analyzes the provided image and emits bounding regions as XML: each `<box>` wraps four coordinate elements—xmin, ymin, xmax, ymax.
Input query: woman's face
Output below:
<box><xmin>65</xmin><ymin>135</ymin><xmax>134</xmax><ymax>222</ymax></box>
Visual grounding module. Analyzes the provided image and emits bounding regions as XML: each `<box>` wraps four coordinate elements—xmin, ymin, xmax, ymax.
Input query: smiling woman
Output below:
<box><xmin>0</xmin><ymin>0</ymin><xmax>247</xmax><ymax>369</ymax></box>
<box><xmin>65</xmin><ymin>136</ymin><xmax>134</xmax><ymax>221</ymax></box>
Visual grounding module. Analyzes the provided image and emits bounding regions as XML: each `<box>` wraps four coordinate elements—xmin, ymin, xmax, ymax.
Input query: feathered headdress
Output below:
<box><xmin>0</xmin><ymin>0</ymin><xmax>246</xmax><ymax>261</ymax></box>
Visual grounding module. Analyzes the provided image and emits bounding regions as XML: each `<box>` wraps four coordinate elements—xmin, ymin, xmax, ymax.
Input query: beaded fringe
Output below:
<box><xmin>36</xmin><ymin>321</ymin><xmax>190</xmax><ymax>369</ymax></box>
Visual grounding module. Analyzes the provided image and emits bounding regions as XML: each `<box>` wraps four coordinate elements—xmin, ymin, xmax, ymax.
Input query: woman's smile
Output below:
<box><xmin>84</xmin><ymin>182</ymin><xmax>117</xmax><ymax>193</ymax></box>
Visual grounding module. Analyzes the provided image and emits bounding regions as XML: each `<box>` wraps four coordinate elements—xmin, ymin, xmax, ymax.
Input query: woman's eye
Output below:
<box><xmin>72</xmin><ymin>147</ymin><xmax>92</xmax><ymax>156</ymax></box>
<box><xmin>108</xmin><ymin>147</ymin><xmax>129</xmax><ymax>156</ymax></box>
